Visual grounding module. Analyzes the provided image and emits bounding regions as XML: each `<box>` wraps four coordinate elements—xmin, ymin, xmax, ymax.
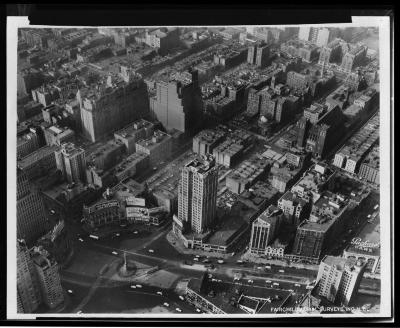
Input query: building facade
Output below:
<box><xmin>316</xmin><ymin>256</ymin><xmax>366</xmax><ymax>306</ymax></box>
<box><xmin>55</xmin><ymin>142</ymin><xmax>86</xmax><ymax>184</ymax></box>
<box><xmin>17</xmin><ymin>169</ymin><xmax>47</xmax><ymax>245</ymax></box>
<box><xmin>78</xmin><ymin>70</ymin><xmax>150</xmax><ymax>142</ymax></box>
<box><xmin>150</xmin><ymin>70</ymin><xmax>203</xmax><ymax>135</ymax></box>
<box><xmin>17</xmin><ymin>240</ymin><xmax>42</xmax><ymax>313</ymax></box>
<box><xmin>176</xmin><ymin>154</ymin><xmax>218</xmax><ymax>234</ymax></box>
<box><xmin>31</xmin><ymin>247</ymin><xmax>64</xmax><ymax>309</ymax></box>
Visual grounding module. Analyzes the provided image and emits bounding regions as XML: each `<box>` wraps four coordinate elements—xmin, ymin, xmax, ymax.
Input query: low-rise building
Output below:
<box><xmin>113</xmin><ymin>152</ymin><xmax>149</xmax><ymax>182</ymax></box>
<box><xmin>135</xmin><ymin>130</ymin><xmax>172</xmax><ymax>167</ymax></box>
<box><xmin>44</xmin><ymin>125</ymin><xmax>75</xmax><ymax>146</ymax></box>
<box><xmin>226</xmin><ymin>155</ymin><xmax>270</xmax><ymax>194</ymax></box>
<box><xmin>192</xmin><ymin>128</ymin><xmax>226</xmax><ymax>156</ymax></box>
<box><xmin>114</xmin><ymin>119</ymin><xmax>155</xmax><ymax>155</ymax></box>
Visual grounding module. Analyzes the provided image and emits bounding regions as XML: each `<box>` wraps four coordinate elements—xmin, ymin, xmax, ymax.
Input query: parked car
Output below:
<box><xmin>175</xmin><ymin>308</ymin><xmax>182</xmax><ymax>313</ymax></box>
<box><xmin>163</xmin><ymin>302</ymin><xmax>169</xmax><ymax>307</ymax></box>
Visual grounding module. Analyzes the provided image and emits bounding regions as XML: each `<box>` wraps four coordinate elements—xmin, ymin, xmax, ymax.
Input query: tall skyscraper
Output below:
<box><xmin>31</xmin><ymin>247</ymin><xmax>65</xmax><ymax>309</ymax></box>
<box><xmin>247</xmin><ymin>43</ymin><xmax>270</xmax><ymax>67</ymax></box>
<box><xmin>316</xmin><ymin>255</ymin><xmax>366</xmax><ymax>306</ymax></box>
<box><xmin>177</xmin><ymin>154</ymin><xmax>218</xmax><ymax>234</ymax></box>
<box><xmin>55</xmin><ymin>142</ymin><xmax>86</xmax><ymax>184</ymax></box>
<box><xmin>78</xmin><ymin>68</ymin><xmax>150</xmax><ymax>142</ymax></box>
<box><xmin>17</xmin><ymin>169</ymin><xmax>47</xmax><ymax>245</ymax></box>
<box><xmin>149</xmin><ymin>70</ymin><xmax>203</xmax><ymax>135</ymax></box>
<box><xmin>315</xmin><ymin>28</ymin><xmax>330</xmax><ymax>47</ymax></box>
<box><xmin>255</xmin><ymin>44</ymin><xmax>270</xmax><ymax>67</ymax></box>
<box><xmin>298</xmin><ymin>26</ymin><xmax>311</xmax><ymax>41</ymax></box>
<box><xmin>17</xmin><ymin>240</ymin><xmax>42</xmax><ymax>313</ymax></box>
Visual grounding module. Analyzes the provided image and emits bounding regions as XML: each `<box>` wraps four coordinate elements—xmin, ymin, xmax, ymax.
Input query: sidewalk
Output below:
<box><xmin>241</xmin><ymin>251</ymin><xmax>319</xmax><ymax>272</ymax></box>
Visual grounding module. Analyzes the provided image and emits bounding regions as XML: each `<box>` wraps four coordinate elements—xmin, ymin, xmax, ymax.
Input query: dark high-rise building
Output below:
<box><xmin>247</xmin><ymin>45</ymin><xmax>257</xmax><ymax>65</ymax></box>
<box><xmin>247</xmin><ymin>43</ymin><xmax>270</xmax><ymax>68</ymax></box>
<box><xmin>255</xmin><ymin>44</ymin><xmax>270</xmax><ymax>67</ymax></box>
<box><xmin>17</xmin><ymin>169</ymin><xmax>47</xmax><ymax>245</ymax></box>
<box><xmin>150</xmin><ymin>70</ymin><xmax>203</xmax><ymax>135</ymax></box>
<box><xmin>292</xmin><ymin>217</ymin><xmax>335</xmax><ymax>260</ymax></box>
<box><xmin>31</xmin><ymin>247</ymin><xmax>65</xmax><ymax>309</ymax></box>
<box><xmin>296</xmin><ymin>104</ymin><xmax>344</xmax><ymax>158</ymax></box>
<box><xmin>17</xmin><ymin>240</ymin><xmax>42</xmax><ymax>313</ymax></box>
<box><xmin>296</xmin><ymin>117</ymin><xmax>310</xmax><ymax>148</ymax></box>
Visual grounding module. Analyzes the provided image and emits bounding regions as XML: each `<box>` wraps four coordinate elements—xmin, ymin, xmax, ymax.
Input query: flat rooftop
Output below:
<box><xmin>298</xmin><ymin>216</ymin><xmax>335</xmax><ymax>233</ymax></box>
<box><xmin>114</xmin><ymin>119</ymin><xmax>154</xmax><ymax>138</ymax></box>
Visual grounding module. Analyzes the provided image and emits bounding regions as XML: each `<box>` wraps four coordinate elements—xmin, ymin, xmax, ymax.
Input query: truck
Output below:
<box><xmin>89</xmin><ymin>234</ymin><xmax>99</xmax><ymax>240</ymax></box>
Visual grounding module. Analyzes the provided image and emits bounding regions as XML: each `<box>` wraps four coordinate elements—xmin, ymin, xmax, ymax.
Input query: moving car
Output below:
<box><xmin>148</xmin><ymin>249</ymin><xmax>154</xmax><ymax>253</ymax></box>
<box><xmin>112</xmin><ymin>251</ymin><xmax>118</xmax><ymax>255</ymax></box>
<box><xmin>136</xmin><ymin>284</ymin><xmax>142</xmax><ymax>288</ymax></box>
<box><xmin>196</xmin><ymin>308</ymin><xmax>201</xmax><ymax>313</ymax></box>
<box><xmin>265</xmin><ymin>280</ymin><xmax>272</xmax><ymax>284</ymax></box>
<box><xmin>50</xmin><ymin>209</ymin><xmax>56</xmax><ymax>215</ymax></box>
<box><xmin>163</xmin><ymin>302</ymin><xmax>169</xmax><ymax>307</ymax></box>
<box><xmin>156</xmin><ymin>291</ymin><xmax>163</xmax><ymax>296</ymax></box>
<box><xmin>130</xmin><ymin>285</ymin><xmax>137</xmax><ymax>289</ymax></box>
<box><xmin>77</xmin><ymin>310</ymin><xmax>83</xmax><ymax>314</ymax></box>
<box><xmin>175</xmin><ymin>308</ymin><xmax>182</xmax><ymax>313</ymax></box>
<box><xmin>78</xmin><ymin>238</ymin><xmax>84</xmax><ymax>242</ymax></box>
<box><xmin>217</xmin><ymin>260</ymin><xmax>224</xmax><ymax>264</ymax></box>
<box><xmin>67</xmin><ymin>289</ymin><xmax>73</xmax><ymax>294</ymax></box>
<box><xmin>278</xmin><ymin>269</ymin><xmax>285</xmax><ymax>273</ymax></box>
<box><xmin>247</xmin><ymin>279</ymin><xmax>253</xmax><ymax>283</ymax></box>
<box><xmin>179</xmin><ymin>295</ymin><xmax>185</xmax><ymax>301</ymax></box>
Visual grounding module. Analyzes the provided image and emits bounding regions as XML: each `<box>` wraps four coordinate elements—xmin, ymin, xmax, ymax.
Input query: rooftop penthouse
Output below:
<box><xmin>114</xmin><ymin>119</ymin><xmax>154</xmax><ymax>139</ymax></box>
<box><xmin>184</xmin><ymin>154</ymin><xmax>217</xmax><ymax>175</ymax></box>
<box><xmin>135</xmin><ymin>130</ymin><xmax>171</xmax><ymax>151</ymax></box>
<box><xmin>310</xmin><ymin>190</ymin><xmax>349</xmax><ymax>220</ymax></box>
